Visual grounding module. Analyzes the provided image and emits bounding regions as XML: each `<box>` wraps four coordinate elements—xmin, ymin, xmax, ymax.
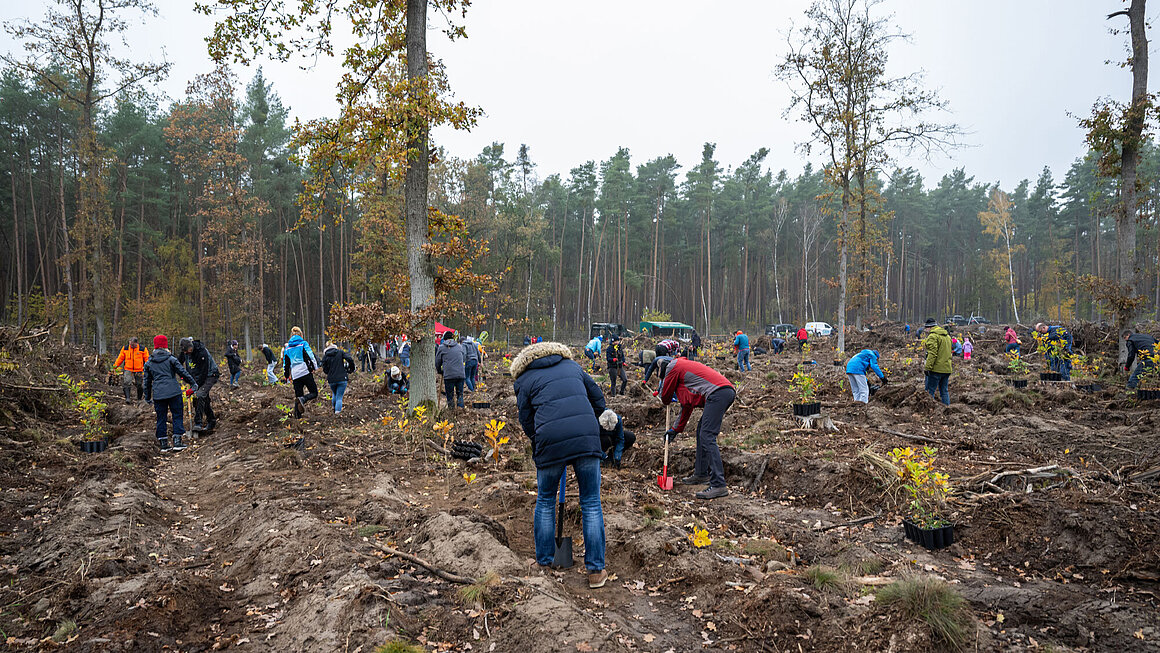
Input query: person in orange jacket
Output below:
<box><xmin>114</xmin><ymin>337</ymin><xmax>149</xmax><ymax>403</ymax></box>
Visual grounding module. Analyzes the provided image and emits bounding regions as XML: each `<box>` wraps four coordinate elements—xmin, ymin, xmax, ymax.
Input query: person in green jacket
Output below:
<box><xmin>922</xmin><ymin>318</ymin><xmax>952</xmax><ymax>405</ymax></box>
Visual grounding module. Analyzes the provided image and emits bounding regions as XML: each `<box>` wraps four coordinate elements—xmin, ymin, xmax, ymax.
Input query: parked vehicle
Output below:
<box><xmin>944</xmin><ymin>315</ymin><xmax>967</xmax><ymax>326</ymax></box>
<box><xmin>589</xmin><ymin>323</ymin><xmax>629</xmax><ymax>340</ymax></box>
<box><xmin>639</xmin><ymin>320</ymin><xmax>695</xmax><ymax>341</ymax></box>
<box><xmin>967</xmin><ymin>314</ymin><xmax>990</xmax><ymax>325</ymax></box>
<box><xmin>804</xmin><ymin>322</ymin><xmax>834</xmax><ymax>336</ymax></box>
<box><xmin>765</xmin><ymin>323</ymin><xmax>796</xmax><ymax>337</ymax></box>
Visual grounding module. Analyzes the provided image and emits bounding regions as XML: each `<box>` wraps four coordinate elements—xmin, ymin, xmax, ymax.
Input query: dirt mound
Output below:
<box><xmin>415</xmin><ymin>511</ymin><xmax>523</xmax><ymax>577</ymax></box>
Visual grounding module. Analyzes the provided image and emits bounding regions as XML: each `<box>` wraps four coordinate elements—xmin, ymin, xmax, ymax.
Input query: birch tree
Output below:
<box><xmin>979</xmin><ymin>188</ymin><xmax>1022</xmax><ymax>324</ymax></box>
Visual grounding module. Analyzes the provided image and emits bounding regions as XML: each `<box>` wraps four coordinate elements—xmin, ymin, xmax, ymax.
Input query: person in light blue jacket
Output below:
<box><xmin>845</xmin><ymin>349</ymin><xmax>886</xmax><ymax>404</ymax></box>
<box><xmin>282</xmin><ymin>326</ymin><xmax>319</xmax><ymax>417</ymax></box>
<box><xmin>584</xmin><ymin>335</ymin><xmax>603</xmax><ymax>372</ymax></box>
<box><xmin>732</xmin><ymin>330</ymin><xmax>751</xmax><ymax>371</ymax></box>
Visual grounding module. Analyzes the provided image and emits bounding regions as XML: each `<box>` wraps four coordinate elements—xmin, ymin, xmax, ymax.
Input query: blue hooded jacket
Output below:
<box><xmin>282</xmin><ymin>334</ymin><xmax>318</xmax><ymax>380</ymax></box>
<box><xmin>511</xmin><ymin>342</ymin><xmax>605</xmax><ymax>468</ymax></box>
<box><xmin>733</xmin><ymin>333</ymin><xmax>750</xmax><ymax>349</ymax></box>
<box><xmin>845</xmin><ymin>349</ymin><xmax>885</xmax><ymax>378</ymax></box>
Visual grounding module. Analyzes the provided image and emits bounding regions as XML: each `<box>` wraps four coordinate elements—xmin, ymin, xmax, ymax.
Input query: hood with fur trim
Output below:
<box><xmin>510</xmin><ymin>341</ymin><xmax>573</xmax><ymax>378</ymax></box>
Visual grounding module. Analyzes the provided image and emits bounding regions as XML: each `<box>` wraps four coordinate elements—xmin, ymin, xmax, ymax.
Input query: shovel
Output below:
<box><xmin>657</xmin><ymin>403</ymin><xmax>674</xmax><ymax>490</ymax></box>
<box><xmin>551</xmin><ymin>470</ymin><xmax>574</xmax><ymax>568</ymax></box>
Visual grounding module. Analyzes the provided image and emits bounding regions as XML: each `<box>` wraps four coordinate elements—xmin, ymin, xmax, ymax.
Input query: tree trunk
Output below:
<box><xmin>57</xmin><ymin>132</ymin><xmax>76</xmax><ymax>343</ymax></box>
<box><xmin>1116</xmin><ymin>0</ymin><xmax>1148</xmax><ymax>365</ymax></box>
<box><xmin>405</xmin><ymin>0</ymin><xmax>437</xmax><ymax>411</ymax></box>
<box><xmin>112</xmin><ymin>169</ymin><xmax>127</xmax><ymax>342</ymax></box>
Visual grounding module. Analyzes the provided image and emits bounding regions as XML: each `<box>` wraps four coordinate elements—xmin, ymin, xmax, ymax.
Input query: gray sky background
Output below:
<box><xmin>3</xmin><ymin>0</ymin><xmax>1157</xmax><ymax>191</ymax></box>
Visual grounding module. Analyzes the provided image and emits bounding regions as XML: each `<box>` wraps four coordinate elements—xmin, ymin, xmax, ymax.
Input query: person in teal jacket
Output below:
<box><xmin>845</xmin><ymin>349</ymin><xmax>886</xmax><ymax>403</ymax></box>
<box><xmin>732</xmin><ymin>331</ymin><xmax>751</xmax><ymax>371</ymax></box>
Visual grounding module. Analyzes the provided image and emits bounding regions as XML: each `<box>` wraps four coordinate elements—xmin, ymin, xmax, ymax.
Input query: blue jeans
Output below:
<box><xmin>465</xmin><ymin>360</ymin><xmax>478</xmax><ymax>391</ymax></box>
<box><xmin>737</xmin><ymin>348</ymin><xmax>751</xmax><ymax>371</ymax></box>
<box><xmin>535</xmin><ymin>456</ymin><xmax>605</xmax><ymax>572</ymax></box>
<box><xmin>925</xmin><ymin>371</ymin><xmax>950</xmax><ymax>405</ymax></box>
<box><xmin>266</xmin><ymin>362</ymin><xmax>278</xmax><ymax>384</ymax></box>
<box><xmin>330</xmin><ymin>381</ymin><xmax>347</xmax><ymax>413</ymax></box>
<box><xmin>400</xmin><ymin>353</ymin><xmax>410</xmax><ymax>367</ymax></box>
<box><xmin>230</xmin><ymin>370</ymin><xmax>241</xmax><ymax>386</ymax></box>
<box><xmin>153</xmin><ymin>395</ymin><xmax>184</xmax><ymax>442</ymax></box>
<box><xmin>1128</xmin><ymin>355</ymin><xmax>1156</xmax><ymax>389</ymax></box>
<box><xmin>1048</xmin><ymin>354</ymin><xmax>1072</xmax><ymax>381</ymax></box>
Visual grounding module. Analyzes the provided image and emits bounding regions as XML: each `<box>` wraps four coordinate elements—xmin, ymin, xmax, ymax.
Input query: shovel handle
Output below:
<box><xmin>662</xmin><ymin>405</ymin><xmax>670</xmax><ymax>470</ymax></box>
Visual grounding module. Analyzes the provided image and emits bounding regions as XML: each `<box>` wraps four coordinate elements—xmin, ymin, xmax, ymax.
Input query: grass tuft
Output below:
<box><xmin>642</xmin><ymin>504</ymin><xmax>664</xmax><ymax>519</ymax></box>
<box><xmin>51</xmin><ymin>620</ymin><xmax>77</xmax><ymax>643</ymax></box>
<box><xmin>987</xmin><ymin>388</ymin><xmax>1033</xmax><ymax>414</ymax></box>
<box><xmin>803</xmin><ymin>565</ymin><xmax>849</xmax><ymax>594</ymax></box>
<box><xmin>356</xmin><ymin>525</ymin><xmax>388</xmax><ymax>538</ymax></box>
<box><xmin>375</xmin><ymin>641</ymin><xmax>425</xmax><ymax>653</ymax></box>
<box><xmin>457</xmin><ymin>570</ymin><xmax>501</xmax><ymax>608</ymax></box>
<box><xmin>877</xmin><ymin>575</ymin><xmax>971</xmax><ymax>650</ymax></box>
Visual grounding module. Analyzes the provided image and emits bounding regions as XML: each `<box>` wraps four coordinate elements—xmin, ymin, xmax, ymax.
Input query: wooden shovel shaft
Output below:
<box><xmin>662</xmin><ymin>404</ymin><xmax>670</xmax><ymax>472</ymax></box>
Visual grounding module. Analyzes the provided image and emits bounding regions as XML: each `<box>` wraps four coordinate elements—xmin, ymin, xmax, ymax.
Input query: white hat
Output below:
<box><xmin>390</xmin><ymin>366</ymin><xmax>402</xmax><ymax>379</ymax></box>
<box><xmin>598</xmin><ymin>409</ymin><xmax>618</xmax><ymax>431</ymax></box>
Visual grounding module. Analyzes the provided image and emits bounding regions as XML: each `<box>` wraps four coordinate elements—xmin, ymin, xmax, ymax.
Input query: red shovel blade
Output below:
<box><xmin>657</xmin><ymin>467</ymin><xmax>673</xmax><ymax>490</ymax></box>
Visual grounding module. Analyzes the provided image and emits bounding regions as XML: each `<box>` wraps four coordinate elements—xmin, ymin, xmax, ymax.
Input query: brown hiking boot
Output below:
<box><xmin>588</xmin><ymin>569</ymin><xmax>608</xmax><ymax>589</ymax></box>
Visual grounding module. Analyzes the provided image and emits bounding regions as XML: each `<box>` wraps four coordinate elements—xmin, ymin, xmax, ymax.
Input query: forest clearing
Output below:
<box><xmin>4</xmin><ymin>0</ymin><xmax>1160</xmax><ymax>650</ymax></box>
<box><xmin>0</xmin><ymin>323</ymin><xmax>1158</xmax><ymax>652</ymax></box>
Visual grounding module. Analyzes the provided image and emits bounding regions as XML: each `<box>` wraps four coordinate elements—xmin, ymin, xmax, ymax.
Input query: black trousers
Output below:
<box><xmin>608</xmin><ymin>364</ymin><xmax>627</xmax><ymax>396</ymax></box>
<box><xmin>293</xmin><ymin>374</ymin><xmax>319</xmax><ymax>403</ymax></box>
<box><xmin>694</xmin><ymin>387</ymin><xmax>735</xmax><ymax>489</ymax></box>
<box><xmin>194</xmin><ymin>374</ymin><xmax>218</xmax><ymax>428</ymax></box>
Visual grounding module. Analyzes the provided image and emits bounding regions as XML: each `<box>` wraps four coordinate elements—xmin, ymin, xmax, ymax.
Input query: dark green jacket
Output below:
<box><xmin>924</xmin><ymin>327</ymin><xmax>953</xmax><ymax>374</ymax></box>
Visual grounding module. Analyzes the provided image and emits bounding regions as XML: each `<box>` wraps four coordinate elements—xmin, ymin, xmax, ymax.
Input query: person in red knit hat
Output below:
<box><xmin>144</xmin><ymin>334</ymin><xmax>196</xmax><ymax>453</ymax></box>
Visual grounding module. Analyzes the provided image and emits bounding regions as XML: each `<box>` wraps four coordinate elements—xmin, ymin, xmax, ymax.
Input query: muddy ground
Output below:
<box><xmin>0</xmin><ymin>324</ymin><xmax>1158</xmax><ymax>652</ymax></box>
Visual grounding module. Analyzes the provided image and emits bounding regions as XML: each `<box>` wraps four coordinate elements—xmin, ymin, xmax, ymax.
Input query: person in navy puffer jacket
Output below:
<box><xmin>845</xmin><ymin>349</ymin><xmax>886</xmax><ymax>404</ymax></box>
<box><xmin>511</xmin><ymin>341</ymin><xmax>609</xmax><ymax>589</ymax></box>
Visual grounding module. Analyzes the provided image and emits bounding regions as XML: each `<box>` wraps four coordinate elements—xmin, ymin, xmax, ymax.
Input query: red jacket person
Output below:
<box><xmin>659</xmin><ymin>358</ymin><xmax>736</xmax><ymax>499</ymax></box>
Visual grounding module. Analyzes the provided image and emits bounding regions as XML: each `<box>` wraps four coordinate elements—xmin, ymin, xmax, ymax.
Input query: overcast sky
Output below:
<box><xmin>3</xmin><ymin>1</ymin><xmax>1156</xmax><ymax>190</ymax></box>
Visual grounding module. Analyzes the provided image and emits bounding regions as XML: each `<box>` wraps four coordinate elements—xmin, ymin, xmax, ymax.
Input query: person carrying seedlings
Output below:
<box><xmin>282</xmin><ymin>326</ymin><xmax>319</xmax><ymax>418</ymax></box>
<box><xmin>846</xmin><ymin>349</ymin><xmax>887</xmax><ymax>404</ymax></box>
<box><xmin>584</xmin><ymin>335</ymin><xmax>603</xmax><ymax>372</ymax></box>
<box><xmin>689</xmin><ymin>330</ymin><xmax>702</xmax><ymax>361</ymax></box>
<box><xmin>463</xmin><ymin>336</ymin><xmax>481</xmax><ymax>392</ymax></box>
<box><xmin>179</xmin><ymin>337</ymin><xmax>220</xmax><ymax>432</ymax></box>
<box><xmin>321</xmin><ymin>341</ymin><xmax>356</xmax><ymax>414</ymax></box>
<box><xmin>922</xmin><ymin>318</ymin><xmax>952</xmax><ymax>405</ymax></box>
<box><xmin>796</xmin><ymin>326</ymin><xmax>809</xmax><ymax>352</ymax></box>
<box><xmin>113</xmin><ymin>336</ymin><xmax>148</xmax><ymax>403</ymax></box>
<box><xmin>733</xmin><ymin>330</ymin><xmax>751</xmax><ymax>371</ymax></box>
<box><xmin>511</xmin><ymin>340</ymin><xmax>609</xmax><ymax>588</ymax></box>
<box><xmin>598</xmin><ymin>409</ymin><xmax>635</xmax><ymax>467</ymax></box>
<box><xmin>1123</xmin><ymin>329</ymin><xmax>1158</xmax><ymax>390</ymax></box>
<box><xmin>224</xmin><ymin>340</ymin><xmax>242</xmax><ymax>389</ymax></box>
<box><xmin>435</xmin><ymin>331</ymin><xmax>467</xmax><ymax>409</ymax></box>
<box><xmin>261</xmin><ymin>343</ymin><xmax>278</xmax><ymax>385</ymax></box>
<box><xmin>1034</xmin><ymin>322</ymin><xmax>1074</xmax><ymax>380</ymax></box>
<box><xmin>387</xmin><ymin>365</ymin><xmax>409</xmax><ymax>395</ymax></box>
<box><xmin>605</xmin><ymin>335</ymin><xmax>628</xmax><ymax>397</ymax></box>
<box><xmin>1004</xmin><ymin>326</ymin><xmax>1021</xmax><ymax>355</ymax></box>
<box><xmin>144</xmin><ymin>335</ymin><xmax>197</xmax><ymax>453</ymax></box>
<box><xmin>658</xmin><ymin>357</ymin><xmax>735</xmax><ymax>500</ymax></box>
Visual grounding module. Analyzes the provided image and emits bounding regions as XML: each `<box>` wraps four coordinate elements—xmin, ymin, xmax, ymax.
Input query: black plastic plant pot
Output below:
<box><xmin>501</xmin><ymin>371</ymin><xmax>511</xmax><ymax>377</ymax></box>
<box><xmin>1138</xmin><ymin>389</ymin><xmax>1160</xmax><ymax>401</ymax></box>
<box><xmin>1006</xmin><ymin>379</ymin><xmax>1028</xmax><ymax>388</ymax></box>
<box><xmin>1077</xmin><ymin>383</ymin><xmax>1102</xmax><ymax>393</ymax></box>
<box><xmin>79</xmin><ymin>439</ymin><xmax>108</xmax><ymax>453</ymax></box>
<box><xmin>1039</xmin><ymin>372</ymin><xmax>1063</xmax><ymax>382</ymax></box>
<box><xmin>471</xmin><ymin>401</ymin><xmax>491</xmax><ymax>409</ymax></box>
<box><xmin>792</xmin><ymin>402</ymin><xmax>821</xmax><ymax>417</ymax></box>
<box><xmin>833</xmin><ymin>359</ymin><xmax>841</xmax><ymax>367</ymax></box>
<box><xmin>903</xmin><ymin>518</ymin><xmax>954</xmax><ymax>551</ymax></box>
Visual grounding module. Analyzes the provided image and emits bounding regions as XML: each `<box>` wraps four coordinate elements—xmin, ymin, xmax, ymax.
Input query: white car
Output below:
<box><xmin>804</xmin><ymin>321</ymin><xmax>834</xmax><ymax>336</ymax></box>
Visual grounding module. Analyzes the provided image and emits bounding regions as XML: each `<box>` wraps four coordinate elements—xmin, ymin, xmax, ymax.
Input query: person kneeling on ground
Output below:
<box><xmin>283</xmin><ymin>326</ymin><xmax>319</xmax><ymax>417</ymax></box>
<box><xmin>321</xmin><ymin>341</ymin><xmax>356</xmax><ymax>414</ymax></box>
<box><xmin>1123</xmin><ymin>329</ymin><xmax>1158</xmax><ymax>390</ymax></box>
<box><xmin>658</xmin><ymin>357</ymin><xmax>735</xmax><ymax>500</ymax></box>
<box><xmin>922</xmin><ymin>318</ymin><xmax>952</xmax><ymax>405</ymax></box>
<box><xmin>144</xmin><ymin>335</ymin><xmax>197</xmax><ymax>453</ymax></box>
<box><xmin>846</xmin><ymin>349</ymin><xmax>886</xmax><ymax>404</ymax></box>
<box><xmin>511</xmin><ymin>341</ymin><xmax>609</xmax><ymax>589</ymax></box>
<box><xmin>387</xmin><ymin>366</ymin><xmax>409</xmax><ymax>395</ymax></box>
<box><xmin>598</xmin><ymin>409</ymin><xmax>635</xmax><ymax>467</ymax></box>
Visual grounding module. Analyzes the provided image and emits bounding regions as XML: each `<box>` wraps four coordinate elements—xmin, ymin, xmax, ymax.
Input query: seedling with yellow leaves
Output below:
<box><xmin>484</xmin><ymin>419</ymin><xmax>508</xmax><ymax>466</ymax></box>
<box><xmin>887</xmin><ymin>446</ymin><xmax>952</xmax><ymax>528</ymax></box>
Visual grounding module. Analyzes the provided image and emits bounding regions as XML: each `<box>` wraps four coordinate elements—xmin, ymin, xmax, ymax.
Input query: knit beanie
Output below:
<box><xmin>153</xmin><ymin>334</ymin><xmax>168</xmax><ymax>349</ymax></box>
